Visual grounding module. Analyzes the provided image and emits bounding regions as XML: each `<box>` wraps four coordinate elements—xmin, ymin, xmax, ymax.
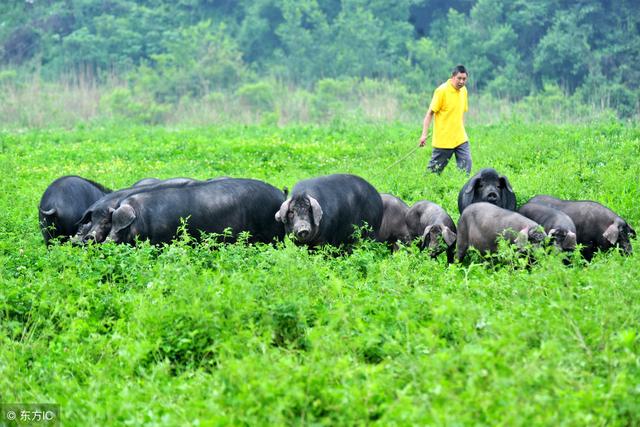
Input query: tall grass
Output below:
<box><xmin>0</xmin><ymin>70</ymin><xmax>122</xmax><ymax>128</ymax></box>
<box><xmin>0</xmin><ymin>71</ymin><xmax>627</xmax><ymax>129</ymax></box>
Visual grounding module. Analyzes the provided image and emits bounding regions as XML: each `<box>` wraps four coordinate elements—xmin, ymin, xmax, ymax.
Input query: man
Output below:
<box><xmin>419</xmin><ymin>65</ymin><xmax>472</xmax><ymax>174</ymax></box>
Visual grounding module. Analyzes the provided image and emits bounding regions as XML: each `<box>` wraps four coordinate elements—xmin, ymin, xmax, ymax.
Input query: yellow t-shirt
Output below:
<box><xmin>429</xmin><ymin>80</ymin><xmax>468</xmax><ymax>149</ymax></box>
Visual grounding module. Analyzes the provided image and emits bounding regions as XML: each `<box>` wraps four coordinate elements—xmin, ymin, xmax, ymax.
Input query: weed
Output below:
<box><xmin>0</xmin><ymin>122</ymin><xmax>639</xmax><ymax>425</ymax></box>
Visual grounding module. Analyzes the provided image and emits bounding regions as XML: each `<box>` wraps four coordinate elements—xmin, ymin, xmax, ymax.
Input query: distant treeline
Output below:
<box><xmin>1</xmin><ymin>0</ymin><xmax>639</xmax><ymax>119</ymax></box>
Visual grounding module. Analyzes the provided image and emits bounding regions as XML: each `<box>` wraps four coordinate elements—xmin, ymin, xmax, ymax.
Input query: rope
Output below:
<box><xmin>368</xmin><ymin>144</ymin><xmax>422</xmax><ymax>181</ymax></box>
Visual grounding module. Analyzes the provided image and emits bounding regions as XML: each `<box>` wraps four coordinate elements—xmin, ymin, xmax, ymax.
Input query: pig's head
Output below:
<box><xmin>514</xmin><ymin>226</ymin><xmax>547</xmax><ymax>249</ymax></box>
<box><xmin>74</xmin><ymin>205</ymin><xmax>115</xmax><ymax>244</ymax></box>
<box><xmin>38</xmin><ymin>208</ymin><xmax>59</xmax><ymax>243</ymax></box>
<box><xmin>275</xmin><ymin>194</ymin><xmax>323</xmax><ymax>244</ymax></box>
<box><xmin>72</xmin><ymin>209</ymin><xmax>93</xmax><ymax>243</ymax></box>
<box><xmin>106</xmin><ymin>204</ymin><xmax>138</xmax><ymax>244</ymax></box>
<box><xmin>460</xmin><ymin>168</ymin><xmax>516</xmax><ymax>213</ymax></box>
<box><xmin>548</xmin><ymin>228</ymin><xmax>577</xmax><ymax>251</ymax></box>
<box><xmin>420</xmin><ymin>224</ymin><xmax>456</xmax><ymax>256</ymax></box>
<box><xmin>603</xmin><ymin>219</ymin><xmax>636</xmax><ymax>255</ymax></box>
<box><xmin>70</xmin><ymin>218</ymin><xmax>93</xmax><ymax>245</ymax></box>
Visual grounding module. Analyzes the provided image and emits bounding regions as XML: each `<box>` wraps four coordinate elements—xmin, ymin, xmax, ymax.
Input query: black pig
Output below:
<box><xmin>377</xmin><ymin>193</ymin><xmax>411</xmax><ymax>248</ymax></box>
<box><xmin>74</xmin><ymin>177</ymin><xmax>198</xmax><ymax>244</ymax></box>
<box><xmin>518</xmin><ymin>202</ymin><xmax>577</xmax><ymax>251</ymax></box>
<box><xmin>528</xmin><ymin>195</ymin><xmax>635</xmax><ymax>260</ymax></box>
<box><xmin>405</xmin><ymin>200</ymin><xmax>457</xmax><ymax>262</ymax></box>
<box><xmin>39</xmin><ymin>175</ymin><xmax>111</xmax><ymax>245</ymax></box>
<box><xmin>107</xmin><ymin>178</ymin><xmax>285</xmax><ymax>245</ymax></box>
<box><xmin>275</xmin><ymin>174</ymin><xmax>383</xmax><ymax>248</ymax></box>
<box><xmin>456</xmin><ymin>202</ymin><xmax>546</xmax><ymax>262</ymax></box>
<box><xmin>458</xmin><ymin>168</ymin><xmax>516</xmax><ymax>214</ymax></box>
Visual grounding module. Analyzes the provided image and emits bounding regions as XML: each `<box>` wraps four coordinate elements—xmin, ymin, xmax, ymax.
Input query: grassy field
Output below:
<box><xmin>1</xmin><ymin>122</ymin><xmax>639</xmax><ymax>426</ymax></box>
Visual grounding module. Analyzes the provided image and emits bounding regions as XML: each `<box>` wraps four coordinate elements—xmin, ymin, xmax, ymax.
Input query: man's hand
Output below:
<box><xmin>419</xmin><ymin>134</ymin><xmax>428</xmax><ymax>147</ymax></box>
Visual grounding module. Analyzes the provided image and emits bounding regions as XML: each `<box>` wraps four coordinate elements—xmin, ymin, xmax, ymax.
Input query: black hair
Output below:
<box><xmin>452</xmin><ymin>65</ymin><xmax>468</xmax><ymax>76</ymax></box>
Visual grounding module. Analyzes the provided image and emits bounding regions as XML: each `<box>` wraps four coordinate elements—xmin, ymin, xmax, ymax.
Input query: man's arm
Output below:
<box><xmin>419</xmin><ymin>109</ymin><xmax>434</xmax><ymax>147</ymax></box>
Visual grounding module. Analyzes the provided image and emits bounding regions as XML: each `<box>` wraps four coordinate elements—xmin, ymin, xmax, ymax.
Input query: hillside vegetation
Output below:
<box><xmin>1</xmin><ymin>0</ymin><xmax>639</xmax><ymax>124</ymax></box>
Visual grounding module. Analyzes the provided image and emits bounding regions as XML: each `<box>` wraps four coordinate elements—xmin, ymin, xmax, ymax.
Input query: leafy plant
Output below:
<box><xmin>0</xmin><ymin>122</ymin><xmax>639</xmax><ymax>425</ymax></box>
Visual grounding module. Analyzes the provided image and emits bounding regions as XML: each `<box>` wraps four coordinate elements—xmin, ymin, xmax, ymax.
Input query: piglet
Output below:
<box><xmin>456</xmin><ymin>202</ymin><xmax>546</xmax><ymax>262</ymax></box>
<box><xmin>406</xmin><ymin>200</ymin><xmax>457</xmax><ymax>262</ymax></box>
<box><xmin>518</xmin><ymin>202</ymin><xmax>577</xmax><ymax>251</ymax></box>
<box><xmin>528</xmin><ymin>195</ymin><xmax>635</xmax><ymax>260</ymax></box>
<box><xmin>377</xmin><ymin>193</ymin><xmax>411</xmax><ymax>248</ymax></box>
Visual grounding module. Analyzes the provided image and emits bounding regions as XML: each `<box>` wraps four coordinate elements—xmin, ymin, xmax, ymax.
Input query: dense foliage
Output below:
<box><xmin>1</xmin><ymin>0</ymin><xmax>639</xmax><ymax>118</ymax></box>
<box><xmin>1</xmin><ymin>122</ymin><xmax>639</xmax><ymax>424</ymax></box>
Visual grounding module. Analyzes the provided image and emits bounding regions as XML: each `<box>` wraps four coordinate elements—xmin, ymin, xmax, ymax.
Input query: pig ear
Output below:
<box><xmin>421</xmin><ymin>225</ymin><xmax>434</xmax><ymax>240</ymax></box>
<box><xmin>78</xmin><ymin>209</ymin><xmax>93</xmax><ymax>225</ymax></box>
<box><xmin>442</xmin><ymin>226</ymin><xmax>457</xmax><ymax>246</ymax></box>
<box><xmin>499</xmin><ymin>176</ymin><xmax>517</xmax><ymax>210</ymax></box>
<box><xmin>464</xmin><ymin>176</ymin><xmax>479</xmax><ymax>194</ymax></box>
<box><xmin>111</xmin><ymin>205</ymin><xmax>136</xmax><ymax>234</ymax></box>
<box><xmin>40</xmin><ymin>208</ymin><xmax>56</xmax><ymax>217</ymax></box>
<box><xmin>564</xmin><ymin>231</ymin><xmax>577</xmax><ymax>250</ymax></box>
<box><xmin>515</xmin><ymin>227</ymin><xmax>529</xmax><ymax>248</ymax></box>
<box><xmin>603</xmin><ymin>223</ymin><xmax>619</xmax><ymax>244</ymax></box>
<box><xmin>420</xmin><ymin>225</ymin><xmax>433</xmax><ymax>249</ymax></box>
<box><xmin>308</xmin><ymin>196</ymin><xmax>323</xmax><ymax>227</ymax></box>
<box><xmin>275</xmin><ymin>199</ymin><xmax>291</xmax><ymax>223</ymax></box>
<box><xmin>499</xmin><ymin>175</ymin><xmax>514</xmax><ymax>192</ymax></box>
<box><xmin>459</xmin><ymin>177</ymin><xmax>479</xmax><ymax>213</ymax></box>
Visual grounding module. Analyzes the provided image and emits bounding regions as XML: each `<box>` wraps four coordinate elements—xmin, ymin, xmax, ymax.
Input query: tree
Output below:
<box><xmin>133</xmin><ymin>21</ymin><xmax>248</xmax><ymax>103</ymax></box>
<box><xmin>404</xmin><ymin>37</ymin><xmax>450</xmax><ymax>89</ymax></box>
<box><xmin>274</xmin><ymin>0</ymin><xmax>333</xmax><ymax>82</ymax></box>
<box><xmin>237</xmin><ymin>0</ymin><xmax>284</xmax><ymax>67</ymax></box>
<box><xmin>329</xmin><ymin>2</ymin><xmax>386</xmax><ymax>78</ymax></box>
<box><xmin>534</xmin><ymin>10</ymin><xmax>591</xmax><ymax>92</ymax></box>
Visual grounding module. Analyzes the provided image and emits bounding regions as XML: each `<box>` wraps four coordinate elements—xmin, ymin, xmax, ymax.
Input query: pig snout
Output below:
<box><xmin>292</xmin><ymin>220</ymin><xmax>314</xmax><ymax>242</ymax></box>
<box><xmin>562</xmin><ymin>231</ymin><xmax>577</xmax><ymax>251</ymax></box>
<box><xmin>529</xmin><ymin>229</ymin><xmax>547</xmax><ymax>246</ymax></box>
<box><xmin>485</xmin><ymin>191</ymin><xmax>499</xmax><ymax>203</ymax></box>
<box><xmin>296</xmin><ymin>227</ymin><xmax>311</xmax><ymax>240</ymax></box>
<box><xmin>83</xmin><ymin>228</ymin><xmax>105</xmax><ymax>243</ymax></box>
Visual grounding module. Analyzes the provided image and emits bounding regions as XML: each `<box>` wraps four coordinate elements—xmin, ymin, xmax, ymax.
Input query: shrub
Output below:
<box><xmin>101</xmin><ymin>87</ymin><xmax>169</xmax><ymax>124</ymax></box>
<box><xmin>237</xmin><ymin>81</ymin><xmax>275</xmax><ymax>112</ymax></box>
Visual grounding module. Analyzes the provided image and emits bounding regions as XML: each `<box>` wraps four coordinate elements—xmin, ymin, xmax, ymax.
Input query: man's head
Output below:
<box><xmin>451</xmin><ymin>65</ymin><xmax>468</xmax><ymax>90</ymax></box>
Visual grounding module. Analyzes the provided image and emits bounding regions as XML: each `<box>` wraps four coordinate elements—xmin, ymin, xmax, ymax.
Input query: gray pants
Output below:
<box><xmin>427</xmin><ymin>141</ymin><xmax>472</xmax><ymax>174</ymax></box>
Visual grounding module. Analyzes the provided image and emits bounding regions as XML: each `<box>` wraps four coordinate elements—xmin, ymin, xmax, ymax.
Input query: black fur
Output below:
<box><xmin>458</xmin><ymin>168</ymin><xmax>516</xmax><ymax>214</ymax></box>
<box><xmin>276</xmin><ymin>174</ymin><xmax>383</xmax><ymax>248</ymax></box>
<box><xmin>109</xmin><ymin>178</ymin><xmax>285</xmax><ymax>245</ymax></box>
<box><xmin>528</xmin><ymin>195</ymin><xmax>635</xmax><ymax>260</ymax></box>
<box><xmin>38</xmin><ymin>175</ymin><xmax>111</xmax><ymax>245</ymax></box>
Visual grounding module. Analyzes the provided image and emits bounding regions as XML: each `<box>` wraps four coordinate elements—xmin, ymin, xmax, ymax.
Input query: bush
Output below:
<box><xmin>609</xmin><ymin>84</ymin><xmax>639</xmax><ymax>119</ymax></box>
<box><xmin>310</xmin><ymin>78</ymin><xmax>357</xmax><ymax>121</ymax></box>
<box><xmin>0</xmin><ymin>69</ymin><xmax>19</xmax><ymax>86</ymax></box>
<box><xmin>130</xmin><ymin>21</ymin><xmax>249</xmax><ymax>105</ymax></box>
<box><xmin>513</xmin><ymin>83</ymin><xmax>595</xmax><ymax>124</ymax></box>
<box><xmin>237</xmin><ymin>81</ymin><xmax>275</xmax><ymax>111</ymax></box>
<box><xmin>101</xmin><ymin>87</ymin><xmax>169</xmax><ymax>124</ymax></box>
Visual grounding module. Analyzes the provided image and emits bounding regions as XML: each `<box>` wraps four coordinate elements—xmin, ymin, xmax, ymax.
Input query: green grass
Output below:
<box><xmin>1</xmin><ymin>122</ymin><xmax>639</xmax><ymax>425</ymax></box>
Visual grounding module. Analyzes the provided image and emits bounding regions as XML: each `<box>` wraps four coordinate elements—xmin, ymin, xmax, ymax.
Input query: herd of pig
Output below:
<box><xmin>38</xmin><ymin>168</ymin><xmax>635</xmax><ymax>262</ymax></box>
